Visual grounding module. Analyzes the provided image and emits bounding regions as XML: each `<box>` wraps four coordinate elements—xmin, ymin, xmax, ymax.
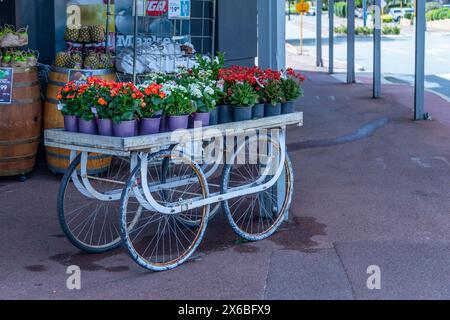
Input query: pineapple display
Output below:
<box><xmin>77</xmin><ymin>26</ymin><xmax>91</xmax><ymax>43</ymax></box>
<box><xmin>83</xmin><ymin>52</ymin><xmax>100</xmax><ymax>70</ymax></box>
<box><xmin>68</xmin><ymin>51</ymin><xmax>83</xmax><ymax>69</ymax></box>
<box><xmin>89</xmin><ymin>25</ymin><xmax>105</xmax><ymax>43</ymax></box>
<box><xmin>64</xmin><ymin>26</ymin><xmax>80</xmax><ymax>42</ymax></box>
<box><xmin>98</xmin><ymin>53</ymin><xmax>113</xmax><ymax>69</ymax></box>
<box><xmin>54</xmin><ymin>51</ymin><xmax>71</xmax><ymax>68</ymax></box>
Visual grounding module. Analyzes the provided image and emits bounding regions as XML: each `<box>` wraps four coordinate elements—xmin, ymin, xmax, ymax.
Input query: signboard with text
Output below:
<box><xmin>168</xmin><ymin>0</ymin><xmax>191</xmax><ymax>19</ymax></box>
<box><xmin>68</xmin><ymin>69</ymin><xmax>94</xmax><ymax>86</ymax></box>
<box><xmin>0</xmin><ymin>68</ymin><xmax>13</xmax><ymax>104</ymax></box>
<box><xmin>296</xmin><ymin>2</ymin><xmax>310</xmax><ymax>14</ymax></box>
<box><xmin>146</xmin><ymin>0</ymin><xmax>169</xmax><ymax>16</ymax></box>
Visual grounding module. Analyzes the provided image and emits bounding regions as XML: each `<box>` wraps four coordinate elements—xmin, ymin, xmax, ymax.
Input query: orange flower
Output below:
<box><xmin>159</xmin><ymin>92</ymin><xmax>166</xmax><ymax>99</ymax></box>
<box><xmin>56</xmin><ymin>94</ymin><xmax>62</xmax><ymax>100</ymax></box>
<box><xmin>98</xmin><ymin>98</ymin><xmax>107</xmax><ymax>106</ymax></box>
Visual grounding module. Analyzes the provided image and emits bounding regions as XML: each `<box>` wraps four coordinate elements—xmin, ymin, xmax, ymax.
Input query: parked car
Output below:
<box><xmin>389</xmin><ymin>8</ymin><xmax>414</xmax><ymax>22</ymax></box>
<box><xmin>306</xmin><ymin>6</ymin><xmax>316</xmax><ymax>16</ymax></box>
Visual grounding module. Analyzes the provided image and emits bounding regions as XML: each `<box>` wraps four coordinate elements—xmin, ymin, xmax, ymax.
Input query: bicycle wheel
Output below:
<box><xmin>120</xmin><ymin>149</ymin><xmax>210</xmax><ymax>271</ymax></box>
<box><xmin>57</xmin><ymin>153</ymin><xmax>131</xmax><ymax>253</ymax></box>
<box><xmin>221</xmin><ymin>135</ymin><xmax>294</xmax><ymax>241</ymax></box>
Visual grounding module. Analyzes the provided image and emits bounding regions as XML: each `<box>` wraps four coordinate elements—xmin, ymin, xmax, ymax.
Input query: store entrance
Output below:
<box><xmin>0</xmin><ymin>0</ymin><xmax>15</xmax><ymax>26</ymax></box>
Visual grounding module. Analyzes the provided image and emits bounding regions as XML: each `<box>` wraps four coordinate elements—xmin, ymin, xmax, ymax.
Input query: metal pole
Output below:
<box><xmin>373</xmin><ymin>0</ymin><xmax>381</xmax><ymax>98</ymax></box>
<box><xmin>363</xmin><ymin>0</ymin><xmax>367</xmax><ymax>27</ymax></box>
<box><xmin>133</xmin><ymin>0</ymin><xmax>138</xmax><ymax>84</ymax></box>
<box><xmin>300</xmin><ymin>11</ymin><xmax>304</xmax><ymax>54</ymax></box>
<box><xmin>288</xmin><ymin>0</ymin><xmax>291</xmax><ymax>21</ymax></box>
<box><xmin>329</xmin><ymin>0</ymin><xmax>334</xmax><ymax>73</ymax></box>
<box><xmin>347</xmin><ymin>0</ymin><xmax>355</xmax><ymax>83</ymax></box>
<box><xmin>316</xmin><ymin>0</ymin><xmax>323</xmax><ymax>67</ymax></box>
<box><xmin>414</xmin><ymin>0</ymin><xmax>426</xmax><ymax>120</ymax></box>
<box><xmin>105</xmin><ymin>0</ymin><xmax>110</xmax><ymax>54</ymax></box>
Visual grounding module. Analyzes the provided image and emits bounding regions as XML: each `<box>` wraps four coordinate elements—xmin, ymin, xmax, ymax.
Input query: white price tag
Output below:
<box><xmin>57</xmin><ymin>103</ymin><xmax>66</xmax><ymax>111</ymax></box>
<box><xmin>91</xmin><ymin>107</ymin><xmax>98</xmax><ymax>115</ymax></box>
<box><xmin>169</xmin><ymin>0</ymin><xmax>190</xmax><ymax>19</ymax></box>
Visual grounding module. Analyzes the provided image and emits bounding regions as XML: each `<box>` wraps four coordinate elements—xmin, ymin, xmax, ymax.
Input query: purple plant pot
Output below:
<box><xmin>218</xmin><ymin>104</ymin><xmax>233</xmax><ymax>124</ymax></box>
<box><xmin>135</xmin><ymin>119</ymin><xmax>140</xmax><ymax>136</ymax></box>
<box><xmin>78</xmin><ymin>118</ymin><xmax>98</xmax><ymax>135</ymax></box>
<box><xmin>98</xmin><ymin>118</ymin><xmax>113</xmax><ymax>136</ymax></box>
<box><xmin>140</xmin><ymin>117</ymin><xmax>161</xmax><ymax>135</ymax></box>
<box><xmin>64</xmin><ymin>115</ymin><xmax>78</xmax><ymax>132</ymax></box>
<box><xmin>168</xmin><ymin>115</ymin><xmax>189</xmax><ymax>132</ymax></box>
<box><xmin>160</xmin><ymin>115</ymin><xmax>168</xmax><ymax>133</ymax></box>
<box><xmin>190</xmin><ymin>112</ymin><xmax>210</xmax><ymax>128</ymax></box>
<box><xmin>113</xmin><ymin>120</ymin><xmax>137</xmax><ymax>137</ymax></box>
<box><xmin>265</xmin><ymin>103</ymin><xmax>282</xmax><ymax>117</ymax></box>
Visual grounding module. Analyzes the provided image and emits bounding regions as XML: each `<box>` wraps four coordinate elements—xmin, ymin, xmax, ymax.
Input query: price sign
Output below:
<box><xmin>68</xmin><ymin>69</ymin><xmax>94</xmax><ymax>85</ymax></box>
<box><xmin>296</xmin><ymin>2</ymin><xmax>310</xmax><ymax>14</ymax></box>
<box><xmin>168</xmin><ymin>0</ymin><xmax>191</xmax><ymax>19</ymax></box>
<box><xmin>146</xmin><ymin>0</ymin><xmax>169</xmax><ymax>16</ymax></box>
<box><xmin>0</xmin><ymin>68</ymin><xmax>13</xmax><ymax>104</ymax></box>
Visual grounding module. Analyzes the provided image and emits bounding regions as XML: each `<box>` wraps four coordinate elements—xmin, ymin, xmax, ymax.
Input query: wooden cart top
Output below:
<box><xmin>45</xmin><ymin>112</ymin><xmax>303</xmax><ymax>156</ymax></box>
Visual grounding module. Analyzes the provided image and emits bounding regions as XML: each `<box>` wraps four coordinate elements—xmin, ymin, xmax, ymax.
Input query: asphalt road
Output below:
<box><xmin>286</xmin><ymin>14</ymin><xmax>450</xmax><ymax>100</ymax></box>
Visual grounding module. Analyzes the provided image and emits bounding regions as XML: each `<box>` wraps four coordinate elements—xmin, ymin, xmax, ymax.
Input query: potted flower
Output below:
<box><xmin>110</xmin><ymin>82</ymin><xmax>144</xmax><ymax>137</ymax></box>
<box><xmin>229</xmin><ymin>82</ymin><xmax>258</xmax><ymax>122</ymax></box>
<box><xmin>57</xmin><ymin>82</ymin><xmax>79</xmax><ymax>132</ymax></box>
<box><xmin>139</xmin><ymin>83</ymin><xmax>165</xmax><ymax>135</ymax></box>
<box><xmin>281</xmin><ymin>68</ymin><xmax>305</xmax><ymax>114</ymax></box>
<box><xmin>189</xmin><ymin>82</ymin><xmax>217</xmax><ymax>127</ymax></box>
<box><xmin>85</xmin><ymin>77</ymin><xmax>114</xmax><ymax>136</ymax></box>
<box><xmin>76</xmin><ymin>83</ymin><xmax>99</xmax><ymax>135</ymax></box>
<box><xmin>162</xmin><ymin>82</ymin><xmax>195</xmax><ymax>131</ymax></box>
<box><xmin>262</xmin><ymin>79</ymin><xmax>283</xmax><ymax>117</ymax></box>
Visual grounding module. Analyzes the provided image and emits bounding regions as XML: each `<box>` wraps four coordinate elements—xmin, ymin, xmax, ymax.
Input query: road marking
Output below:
<box><xmin>433</xmin><ymin>156</ymin><xmax>450</xmax><ymax>166</ymax></box>
<box><xmin>382</xmin><ymin>47</ymin><xmax>409</xmax><ymax>55</ymax></box>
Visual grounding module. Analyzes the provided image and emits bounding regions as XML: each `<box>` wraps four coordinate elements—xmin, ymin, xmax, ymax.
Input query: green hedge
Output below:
<box><xmin>427</xmin><ymin>8</ymin><xmax>450</xmax><ymax>21</ymax></box>
<box><xmin>334</xmin><ymin>25</ymin><xmax>400</xmax><ymax>35</ymax></box>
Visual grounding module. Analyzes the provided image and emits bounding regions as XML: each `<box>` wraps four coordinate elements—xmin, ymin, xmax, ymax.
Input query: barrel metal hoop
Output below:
<box><xmin>0</xmin><ymin>136</ymin><xmax>40</xmax><ymax>146</ymax></box>
<box><xmin>0</xmin><ymin>153</ymin><xmax>37</xmax><ymax>163</ymax></box>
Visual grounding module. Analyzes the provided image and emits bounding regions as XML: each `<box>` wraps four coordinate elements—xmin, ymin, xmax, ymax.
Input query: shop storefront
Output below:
<box><xmin>0</xmin><ymin>0</ymin><xmax>257</xmax><ymax>65</ymax></box>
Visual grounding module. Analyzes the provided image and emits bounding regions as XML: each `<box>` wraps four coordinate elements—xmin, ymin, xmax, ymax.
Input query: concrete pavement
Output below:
<box><xmin>1</xmin><ymin>64</ymin><xmax>450</xmax><ymax>299</ymax></box>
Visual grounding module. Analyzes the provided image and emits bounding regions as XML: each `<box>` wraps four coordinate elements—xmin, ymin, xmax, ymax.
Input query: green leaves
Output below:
<box><xmin>229</xmin><ymin>82</ymin><xmax>258</xmax><ymax>107</ymax></box>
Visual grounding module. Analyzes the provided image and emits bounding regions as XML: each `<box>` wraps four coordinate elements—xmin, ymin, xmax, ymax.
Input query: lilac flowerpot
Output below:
<box><xmin>281</xmin><ymin>100</ymin><xmax>296</xmax><ymax>114</ymax></box>
<box><xmin>160</xmin><ymin>115</ymin><xmax>168</xmax><ymax>133</ymax></box>
<box><xmin>168</xmin><ymin>115</ymin><xmax>189</xmax><ymax>132</ymax></box>
<box><xmin>265</xmin><ymin>103</ymin><xmax>282</xmax><ymax>117</ymax></box>
<box><xmin>209</xmin><ymin>108</ymin><xmax>219</xmax><ymax>125</ymax></box>
<box><xmin>140</xmin><ymin>117</ymin><xmax>161</xmax><ymax>135</ymax></box>
<box><xmin>64</xmin><ymin>115</ymin><xmax>78</xmax><ymax>132</ymax></box>
<box><xmin>78</xmin><ymin>118</ymin><xmax>98</xmax><ymax>135</ymax></box>
<box><xmin>113</xmin><ymin>120</ymin><xmax>137</xmax><ymax>137</ymax></box>
<box><xmin>191</xmin><ymin>112</ymin><xmax>210</xmax><ymax>128</ymax></box>
<box><xmin>98</xmin><ymin>119</ymin><xmax>113</xmax><ymax>136</ymax></box>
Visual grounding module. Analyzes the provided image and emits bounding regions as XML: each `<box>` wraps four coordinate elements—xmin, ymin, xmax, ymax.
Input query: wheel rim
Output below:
<box><xmin>222</xmin><ymin>137</ymin><xmax>293</xmax><ymax>241</ymax></box>
<box><xmin>58</xmin><ymin>155</ymin><xmax>131</xmax><ymax>252</ymax></box>
<box><xmin>121</xmin><ymin>151</ymin><xmax>209</xmax><ymax>270</ymax></box>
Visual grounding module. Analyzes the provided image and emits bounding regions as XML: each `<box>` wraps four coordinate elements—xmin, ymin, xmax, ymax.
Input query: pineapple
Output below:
<box><xmin>68</xmin><ymin>52</ymin><xmax>83</xmax><ymax>69</ymax></box>
<box><xmin>89</xmin><ymin>25</ymin><xmax>105</xmax><ymax>43</ymax></box>
<box><xmin>77</xmin><ymin>26</ymin><xmax>91</xmax><ymax>43</ymax></box>
<box><xmin>54</xmin><ymin>52</ymin><xmax>71</xmax><ymax>68</ymax></box>
<box><xmin>64</xmin><ymin>26</ymin><xmax>80</xmax><ymax>42</ymax></box>
<box><xmin>83</xmin><ymin>52</ymin><xmax>100</xmax><ymax>70</ymax></box>
<box><xmin>98</xmin><ymin>53</ymin><xmax>113</xmax><ymax>69</ymax></box>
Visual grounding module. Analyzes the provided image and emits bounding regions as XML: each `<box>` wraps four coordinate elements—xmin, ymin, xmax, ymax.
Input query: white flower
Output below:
<box><xmin>204</xmin><ymin>86</ymin><xmax>215</xmax><ymax>96</ymax></box>
<box><xmin>189</xmin><ymin>83</ymin><xmax>203</xmax><ymax>98</ymax></box>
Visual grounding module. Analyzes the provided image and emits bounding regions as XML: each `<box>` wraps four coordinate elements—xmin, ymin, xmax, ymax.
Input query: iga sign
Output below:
<box><xmin>146</xmin><ymin>0</ymin><xmax>169</xmax><ymax>16</ymax></box>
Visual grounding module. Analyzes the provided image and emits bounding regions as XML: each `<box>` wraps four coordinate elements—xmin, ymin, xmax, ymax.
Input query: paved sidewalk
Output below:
<box><xmin>1</xmin><ymin>62</ymin><xmax>450</xmax><ymax>299</ymax></box>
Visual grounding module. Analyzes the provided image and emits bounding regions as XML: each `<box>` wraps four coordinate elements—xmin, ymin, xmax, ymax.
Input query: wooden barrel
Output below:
<box><xmin>0</xmin><ymin>67</ymin><xmax>42</xmax><ymax>177</ymax></box>
<box><xmin>44</xmin><ymin>67</ymin><xmax>116</xmax><ymax>174</ymax></box>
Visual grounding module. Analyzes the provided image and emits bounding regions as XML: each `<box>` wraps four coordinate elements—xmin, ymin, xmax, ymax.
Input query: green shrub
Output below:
<box><xmin>381</xmin><ymin>14</ymin><xmax>394</xmax><ymax>23</ymax></box>
<box><xmin>404</xmin><ymin>12</ymin><xmax>414</xmax><ymax>20</ymax></box>
<box><xmin>334</xmin><ymin>2</ymin><xmax>347</xmax><ymax>18</ymax></box>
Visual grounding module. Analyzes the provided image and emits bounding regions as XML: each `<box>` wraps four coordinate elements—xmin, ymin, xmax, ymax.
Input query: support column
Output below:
<box><xmin>258</xmin><ymin>0</ymin><xmax>286</xmax><ymax>70</ymax></box>
<box><xmin>373</xmin><ymin>0</ymin><xmax>381</xmax><ymax>98</ymax></box>
<box><xmin>415</xmin><ymin>0</ymin><xmax>426</xmax><ymax>120</ymax></box>
<box><xmin>329</xmin><ymin>0</ymin><xmax>334</xmax><ymax>73</ymax></box>
<box><xmin>316</xmin><ymin>0</ymin><xmax>323</xmax><ymax>67</ymax></box>
<box><xmin>347</xmin><ymin>0</ymin><xmax>355</xmax><ymax>83</ymax></box>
